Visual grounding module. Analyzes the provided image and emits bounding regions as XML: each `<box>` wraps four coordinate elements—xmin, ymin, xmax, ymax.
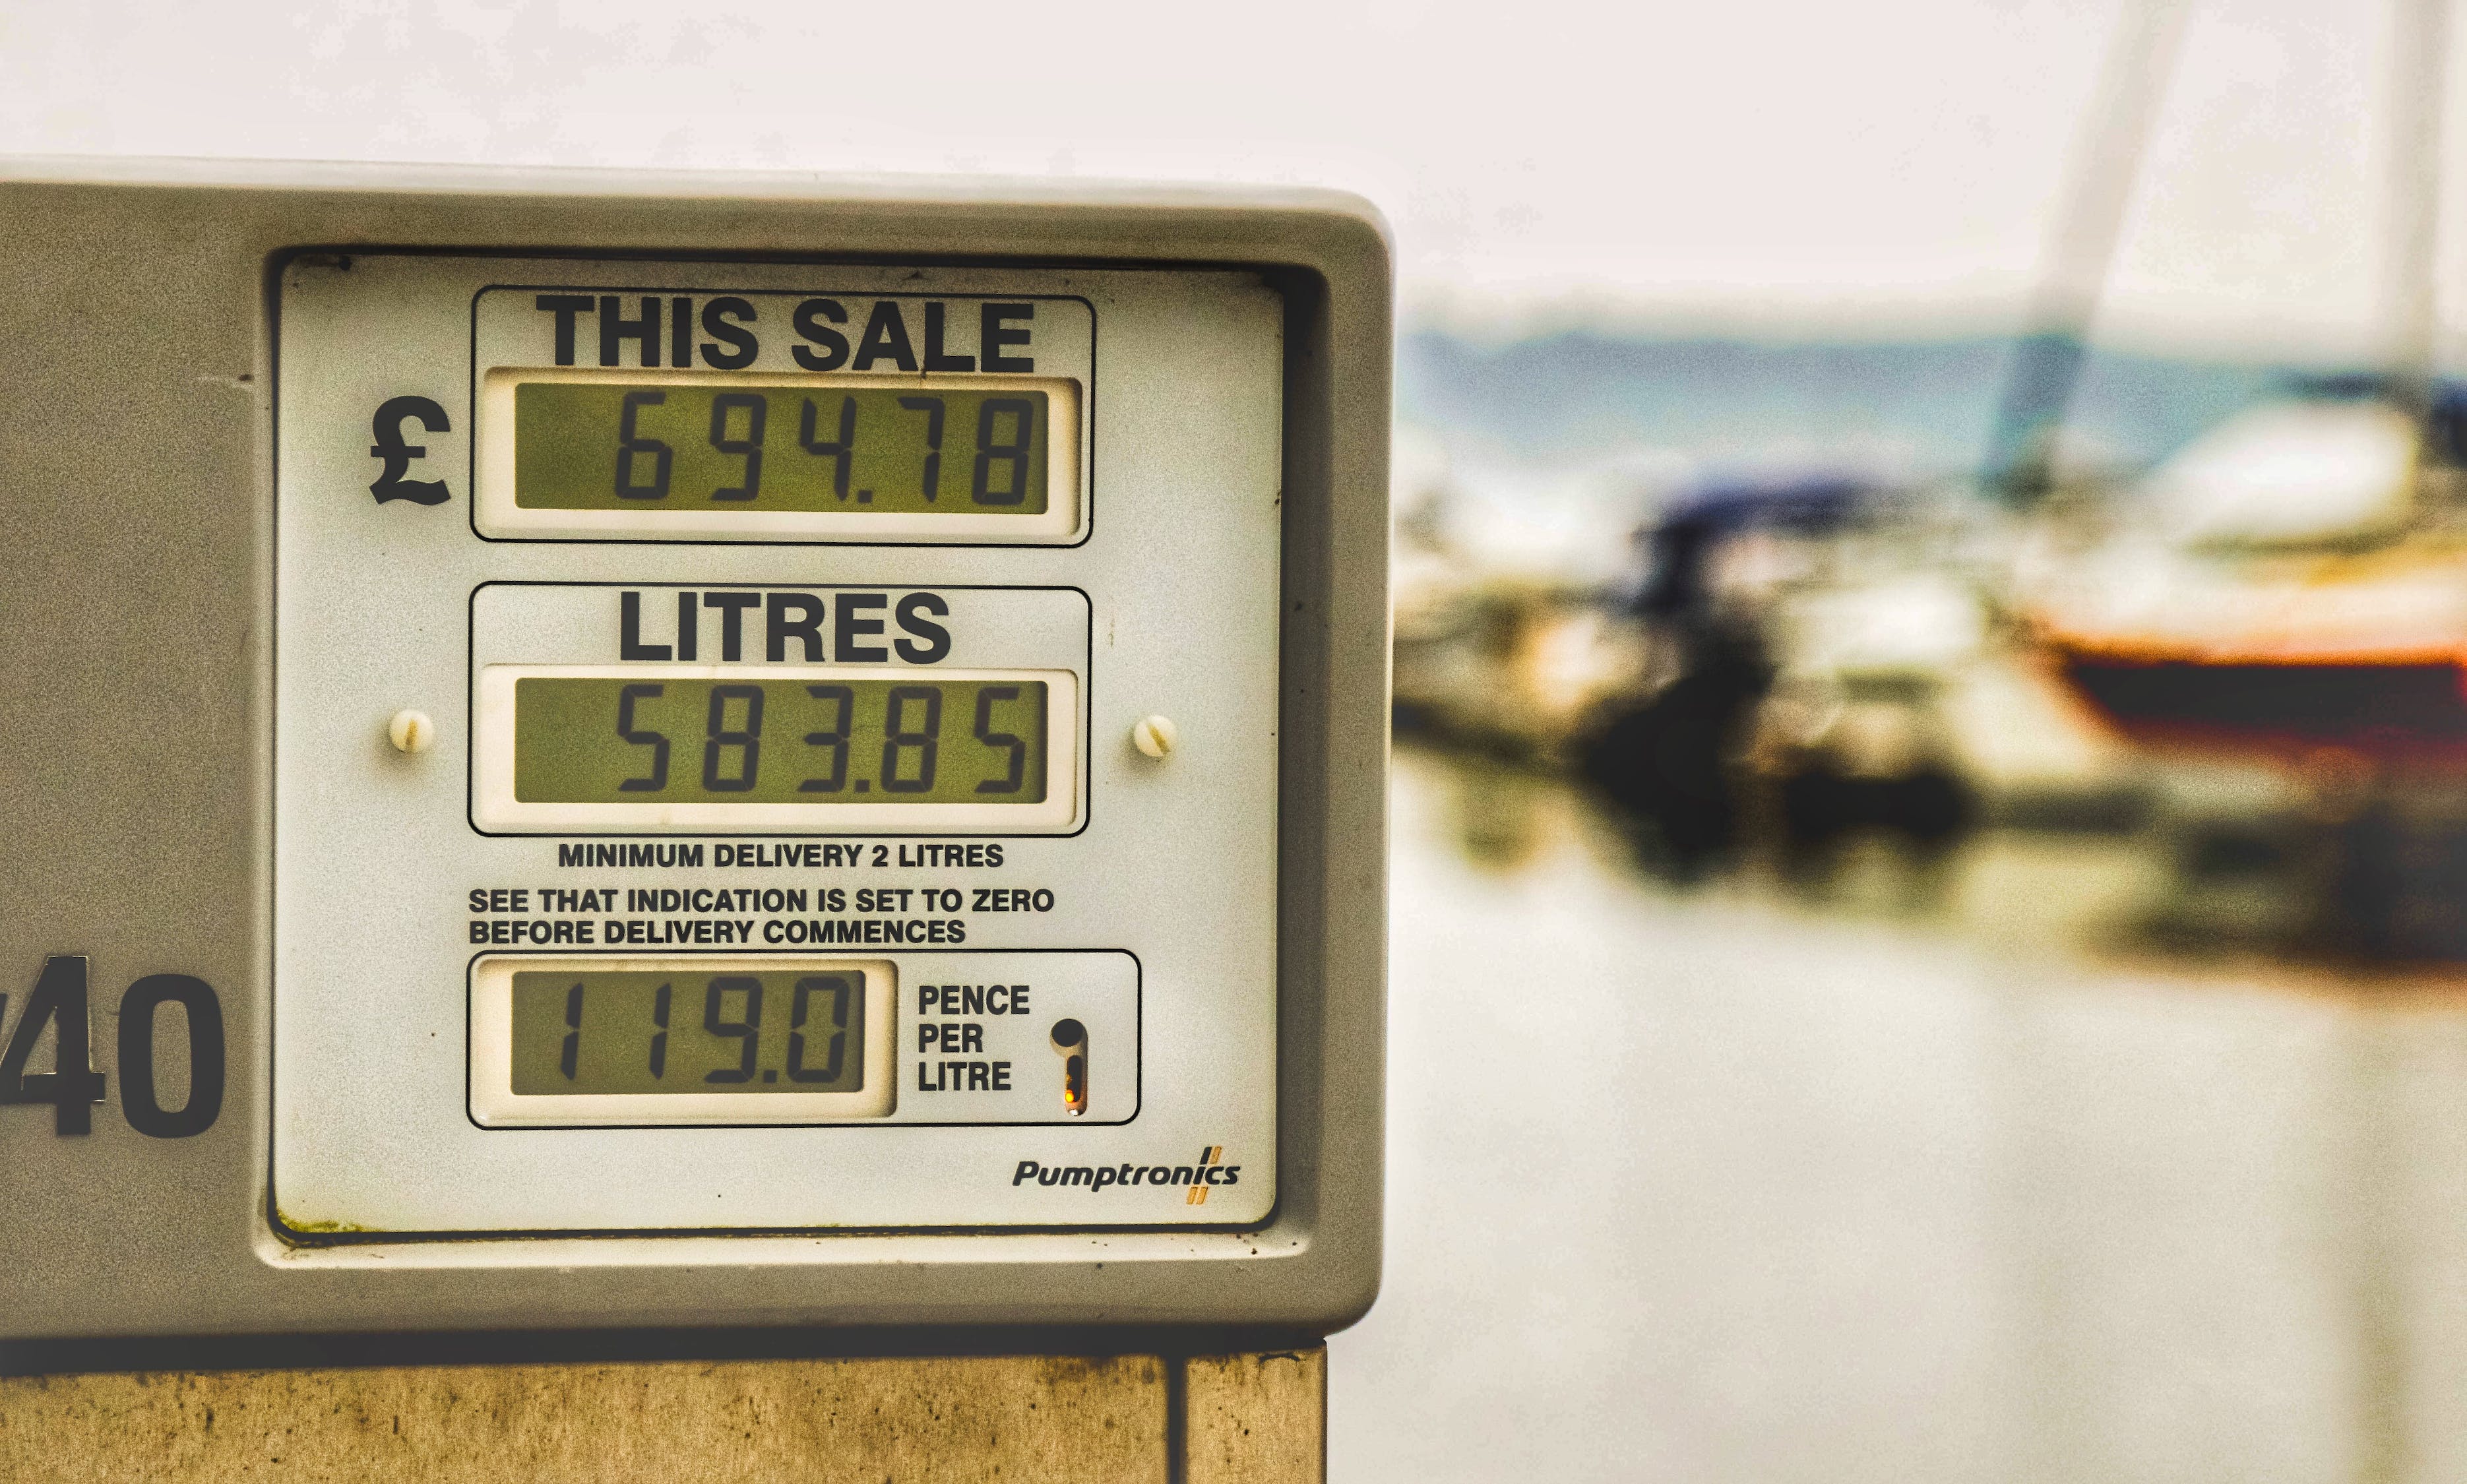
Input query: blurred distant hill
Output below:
<box><xmin>1398</xmin><ymin>328</ymin><xmax>2325</xmax><ymax>474</ymax></box>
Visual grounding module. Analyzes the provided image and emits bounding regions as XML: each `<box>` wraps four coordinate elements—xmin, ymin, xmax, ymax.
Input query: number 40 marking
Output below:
<box><xmin>0</xmin><ymin>956</ymin><xmax>224</xmax><ymax>1138</ymax></box>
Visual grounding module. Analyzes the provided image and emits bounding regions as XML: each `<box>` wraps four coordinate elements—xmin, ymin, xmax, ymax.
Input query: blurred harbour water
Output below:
<box><xmin>1334</xmin><ymin>746</ymin><xmax>2467</xmax><ymax>1484</ymax></box>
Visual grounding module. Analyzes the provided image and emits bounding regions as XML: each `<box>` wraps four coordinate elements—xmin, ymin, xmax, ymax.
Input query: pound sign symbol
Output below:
<box><xmin>369</xmin><ymin>395</ymin><xmax>453</xmax><ymax>505</ymax></box>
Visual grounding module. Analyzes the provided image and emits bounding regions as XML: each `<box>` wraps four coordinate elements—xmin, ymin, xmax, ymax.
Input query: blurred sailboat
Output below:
<box><xmin>2013</xmin><ymin>0</ymin><xmax>2467</xmax><ymax>952</ymax></box>
<box><xmin>2032</xmin><ymin>381</ymin><xmax>2467</xmax><ymax>781</ymax></box>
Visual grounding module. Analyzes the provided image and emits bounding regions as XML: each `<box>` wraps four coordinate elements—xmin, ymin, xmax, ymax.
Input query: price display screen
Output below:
<box><xmin>514</xmin><ymin>382</ymin><xmax>1051</xmax><ymax>516</ymax></box>
<box><xmin>513</xmin><ymin>675</ymin><xmax>1048</xmax><ymax>805</ymax></box>
<box><xmin>511</xmin><ymin>967</ymin><xmax>866</xmax><ymax>1095</ymax></box>
<box><xmin>468</xmin><ymin>956</ymin><xmax>899</xmax><ymax>1126</ymax></box>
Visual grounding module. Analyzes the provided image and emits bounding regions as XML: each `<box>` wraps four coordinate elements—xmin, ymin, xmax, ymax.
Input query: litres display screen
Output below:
<box><xmin>509</xmin><ymin>968</ymin><xmax>865</xmax><ymax>1095</ymax></box>
<box><xmin>513</xmin><ymin>383</ymin><xmax>1049</xmax><ymax>515</ymax></box>
<box><xmin>513</xmin><ymin>676</ymin><xmax>1049</xmax><ymax>805</ymax></box>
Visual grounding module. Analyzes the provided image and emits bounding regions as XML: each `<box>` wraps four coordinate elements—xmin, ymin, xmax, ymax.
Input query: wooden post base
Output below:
<box><xmin>0</xmin><ymin>1348</ymin><xmax>1324</xmax><ymax>1483</ymax></box>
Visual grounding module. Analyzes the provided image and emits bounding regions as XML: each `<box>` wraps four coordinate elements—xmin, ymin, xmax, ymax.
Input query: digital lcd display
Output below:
<box><xmin>509</xmin><ymin>968</ymin><xmax>866</xmax><ymax>1096</ymax></box>
<box><xmin>513</xmin><ymin>383</ymin><xmax>1049</xmax><ymax>515</ymax></box>
<box><xmin>511</xmin><ymin>676</ymin><xmax>1049</xmax><ymax>806</ymax></box>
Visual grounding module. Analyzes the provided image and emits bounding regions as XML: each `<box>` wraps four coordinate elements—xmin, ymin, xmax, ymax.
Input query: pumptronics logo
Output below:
<box><xmin>1012</xmin><ymin>1147</ymin><xmax>1239</xmax><ymax>1204</ymax></box>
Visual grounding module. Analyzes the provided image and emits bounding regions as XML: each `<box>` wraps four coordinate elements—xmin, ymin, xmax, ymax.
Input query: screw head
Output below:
<box><xmin>1131</xmin><ymin>714</ymin><xmax>1177</xmax><ymax>760</ymax></box>
<box><xmin>388</xmin><ymin>708</ymin><xmax>437</xmax><ymax>754</ymax></box>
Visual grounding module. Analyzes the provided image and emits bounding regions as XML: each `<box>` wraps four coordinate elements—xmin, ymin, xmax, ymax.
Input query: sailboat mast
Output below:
<box><xmin>1982</xmin><ymin>0</ymin><xmax>2193</xmax><ymax>502</ymax></box>
<box><xmin>2385</xmin><ymin>0</ymin><xmax>2447</xmax><ymax>431</ymax></box>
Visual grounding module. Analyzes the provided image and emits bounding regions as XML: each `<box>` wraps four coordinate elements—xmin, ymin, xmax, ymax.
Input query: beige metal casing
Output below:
<box><xmin>0</xmin><ymin>160</ymin><xmax>1389</xmax><ymax>1346</ymax></box>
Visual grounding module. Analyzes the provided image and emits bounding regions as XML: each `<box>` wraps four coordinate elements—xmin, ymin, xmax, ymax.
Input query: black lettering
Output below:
<box><xmin>671</xmin><ymin>296</ymin><xmax>693</xmax><ymax>369</ymax></box>
<box><xmin>559</xmin><ymin>844</ymin><xmax>705</xmax><ymax>869</ymax></box>
<box><xmin>786</xmin><ymin>974</ymin><xmax>851</xmax><ymax>1083</ymax></box>
<box><xmin>853</xmin><ymin>301</ymin><xmax>918</xmax><ymax>371</ymax></box>
<box><xmin>702</xmin><ymin>592</ymin><xmax>761</xmax><ymax>661</ymax></box>
<box><xmin>367</xmin><ymin>395</ymin><xmax>453</xmax><ymax>507</ymax></box>
<box><xmin>969</xmin><ymin>398</ymin><xmax>1035</xmax><ymax>507</ymax></box>
<box><xmin>0</xmin><ymin>956</ymin><xmax>106</xmax><ymax>1135</ymax></box>
<box><xmin>708</xmin><ymin>394</ymin><xmax>766</xmax><ymax>501</ymax></box>
<box><xmin>881</xmin><ymin>687</ymin><xmax>940</xmax><ymax>794</ymax></box>
<box><xmin>615</xmin><ymin>390</ymin><xmax>672</xmax><ymax>499</ymax></box>
<box><xmin>799</xmin><ymin>684</ymin><xmax>854</xmax><ymax>793</ymax></box>
<box><xmin>599</xmin><ymin>295</ymin><xmax>662</xmax><ymax>367</ymax></box>
<box><xmin>701</xmin><ymin>684</ymin><xmax>764</xmax><ymax>791</ymax></box>
<box><xmin>896</xmin><ymin>396</ymin><xmax>945</xmax><ymax>501</ymax></box>
<box><xmin>835</xmin><ymin>593</ymin><xmax>889</xmax><ymax>662</ymax></box>
<box><xmin>791</xmin><ymin>298</ymin><xmax>850</xmax><ymax>370</ymax></box>
<box><xmin>616</xmin><ymin>684</ymin><xmax>670</xmax><ymax>791</ymax></box>
<box><xmin>766</xmin><ymin>592</ymin><xmax>826</xmax><ymax>660</ymax></box>
<box><xmin>620</xmin><ymin>590</ymin><xmax>673</xmax><ymax>661</ymax></box>
<box><xmin>893</xmin><ymin>592</ymin><xmax>951</xmax><ymax>663</ymax></box>
<box><xmin>534</xmin><ymin>294</ymin><xmax>594</xmax><ymax>365</ymax></box>
<box><xmin>797</xmin><ymin>396</ymin><xmax>857</xmax><ymax>500</ymax></box>
<box><xmin>560</xmin><ymin>981</ymin><xmax>583</xmax><ymax>1079</ymax></box>
<box><xmin>650</xmin><ymin>981</ymin><xmax>671</xmax><ymax>1078</ymax></box>
<box><xmin>922</xmin><ymin>301</ymin><xmax>975</xmax><ymax>372</ymax></box>
<box><xmin>981</xmin><ymin>303</ymin><xmax>1034</xmax><ymax>371</ymax></box>
<box><xmin>700</xmin><ymin>296</ymin><xmax>759</xmax><ymax>369</ymax></box>
<box><xmin>677</xmin><ymin>590</ymin><xmax>699</xmax><ymax>662</ymax></box>
<box><xmin>701</xmin><ymin>977</ymin><xmax>762</xmax><ymax>1082</ymax></box>
<box><xmin>973</xmin><ymin>687</ymin><xmax>1028</xmax><ymax>795</ymax></box>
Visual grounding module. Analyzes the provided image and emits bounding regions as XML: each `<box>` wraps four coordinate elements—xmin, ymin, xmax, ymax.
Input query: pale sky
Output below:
<box><xmin>0</xmin><ymin>0</ymin><xmax>2449</xmax><ymax>357</ymax></box>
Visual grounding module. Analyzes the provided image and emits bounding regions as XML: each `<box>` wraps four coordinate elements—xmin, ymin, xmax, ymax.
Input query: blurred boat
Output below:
<box><xmin>1391</xmin><ymin>576</ymin><xmax>1641</xmax><ymax>761</ymax></box>
<box><xmin>1575</xmin><ymin>476</ymin><xmax>2067</xmax><ymax>865</ymax></box>
<box><xmin>2030</xmin><ymin>381</ymin><xmax>2467</xmax><ymax>789</ymax></box>
<box><xmin>1389</xmin><ymin>471</ymin><xmax>1650</xmax><ymax>761</ymax></box>
<box><xmin>2022</xmin><ymin>381</ymin><xmax>2467</xmax><ymax>953</ymax></box>
<box><xmin>1578</xmin><ymin>475</ymin><xmax>1914</xmax><ymax>861</ymax></box>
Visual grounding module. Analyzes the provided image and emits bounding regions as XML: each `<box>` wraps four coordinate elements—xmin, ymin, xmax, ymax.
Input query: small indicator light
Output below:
<box><xmin>1050</xmin><ymin>1018</ymin><xmax>1088</xmax><ymax>1116</ymax></box>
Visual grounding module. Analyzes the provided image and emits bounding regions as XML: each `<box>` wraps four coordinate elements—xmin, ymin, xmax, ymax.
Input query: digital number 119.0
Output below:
<box><xmin>511</xmin><ymin>970</ymin><xmax>867</xmax><ymax>1096</ymax></box>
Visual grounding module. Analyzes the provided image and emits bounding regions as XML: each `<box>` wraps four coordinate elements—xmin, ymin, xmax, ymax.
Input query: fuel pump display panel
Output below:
<box><xmin>0</xmin><ymin>170</ymin><xmax>1389</xmax><ymax>1343</ymax></box>
<box><xmin>275</xmin><ymin>255</ymin><xmax>1274</xmax><ymax>1233</ymax></box>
